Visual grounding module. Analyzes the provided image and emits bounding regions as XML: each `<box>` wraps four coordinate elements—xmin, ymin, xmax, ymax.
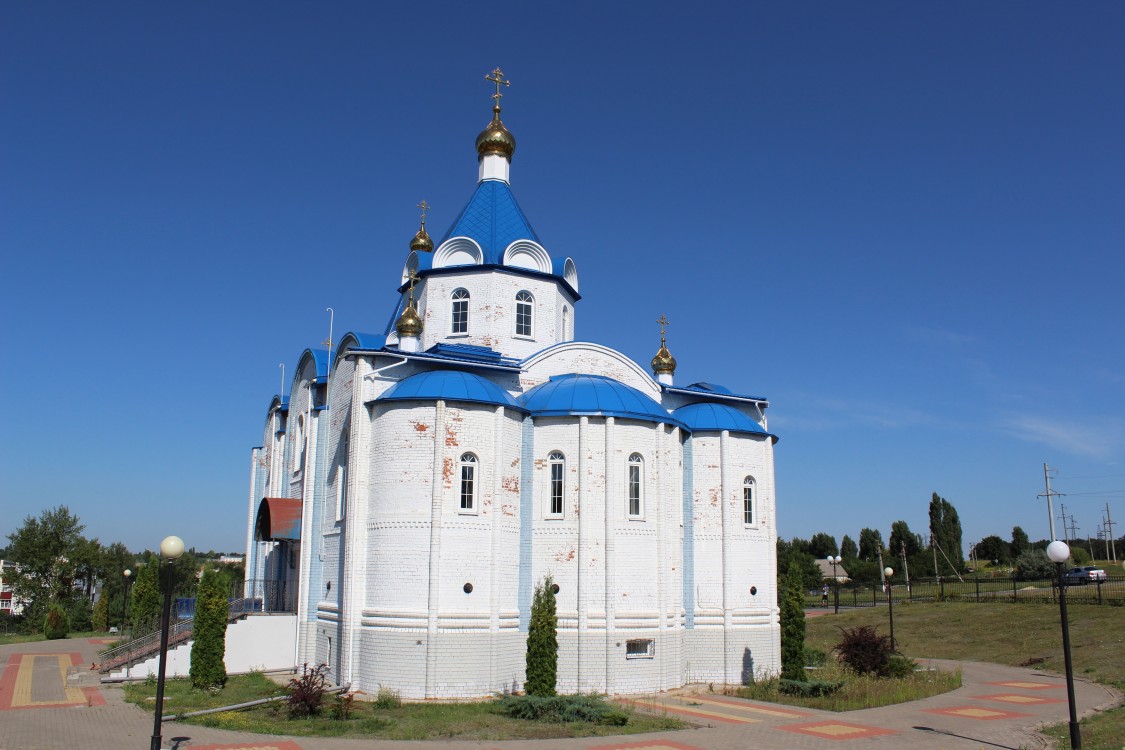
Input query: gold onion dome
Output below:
<box><xmin>651</xmin><ymin>344</ymin><xmax>677</xmax><ymax>375</ymax></box>
<box><xmin>410</xmin><ymin>221</ymin><xmax>433</xmax><ymax>252</ymax></box>
<box><xmin>476</xmin><ymin>106</ymin><xmax>516</xmax><ymax>160</ymax></box>
<box><xmin>395</xmin><ymin>300</ymin><xmax>423</xmax><ymax>338</ymax></box>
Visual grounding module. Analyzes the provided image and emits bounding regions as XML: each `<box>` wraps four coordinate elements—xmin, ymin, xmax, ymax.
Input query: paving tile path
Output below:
<box><xmin>0</xmin><ymin>637</ymin><xmax>1119</xmax><ymax>750</ymax></box>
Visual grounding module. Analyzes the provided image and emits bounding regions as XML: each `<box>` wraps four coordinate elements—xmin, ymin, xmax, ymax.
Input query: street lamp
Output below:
<box><xmin>883</xmin><ymin>566</ymin><xmax>895</xmax><ymax>651</ymax></box>
<box><xmin>122</xmin><ymin>569</ymin><xmax>132</xmax><ymax>640</ymax></box>
<box><xmin>1047</xmin><ymin>540</ymin><xmax>1081</xmax><ymax>749</ymax></box>
<box><xmin>827</xmin><ymin>556</ymin><xmax>842</xmax><ymax>614</ymax></box>
<box><xmin>151</xmin><ymin>535</ymin><xmax>185</xmax><ymax>750</ymax></box>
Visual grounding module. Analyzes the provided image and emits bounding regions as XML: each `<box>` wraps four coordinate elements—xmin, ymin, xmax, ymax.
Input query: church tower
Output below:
<box><xmin>388</xmin><ymin>69</ymin><xmax>580</xmax><ymax>360</ymax></box>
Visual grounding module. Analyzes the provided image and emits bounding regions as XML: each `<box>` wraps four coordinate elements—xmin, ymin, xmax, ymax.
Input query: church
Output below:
<box><xmin>243</xmin><ymin>70</ymin><xmax>781</xmax><ymax>698</ymax></box>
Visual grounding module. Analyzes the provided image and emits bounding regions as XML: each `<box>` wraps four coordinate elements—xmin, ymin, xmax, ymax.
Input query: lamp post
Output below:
<box><xmin>883</xmin><ymin>566</ymin><xmax>895</xmax><ymax>651</ymax></box>
<box><xmin>122</xmin><ymin>569</ymin><xmax>132</xmax><ymax>639</ymax></box>
<box><xmin>1047</xmin><ymin>540</ymin><xmax>1081</xmax><ymax>749</ymax></box>
<box><xmin>151</xmin><ymin>535</ymin><xmax>185</xmax><ymax>750</ymax></box>
<box><xmin>827</xmin><ymin>556</ymin><xmax>842</xmax><ymax>614</ymax></box>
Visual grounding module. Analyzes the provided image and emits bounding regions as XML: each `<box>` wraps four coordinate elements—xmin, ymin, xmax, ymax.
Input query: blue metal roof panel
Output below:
<box><xmin>519</xmin><ymin>374</ymin><xmax>684</xmax><ymax>428</ymax></box>
<box><xmin>376</xmin><ymin>370</ymin><xmax>525</xmax><ymax>411</ymax></box>
<box><xmin>441</xmin><ymin>180</ymin><xmax>541</xmax><ymax>262</ymax></box>
<box><xmin>672</xmin><ymin>402</ymin><xmax>767</xmax><ymax>435</ymax></box>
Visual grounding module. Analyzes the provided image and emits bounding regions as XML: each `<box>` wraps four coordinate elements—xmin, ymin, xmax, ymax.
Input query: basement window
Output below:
<box><xmin>625</xmin><ymin>639</ymin><xmax>655</xmax><ymax>659</ymax></box>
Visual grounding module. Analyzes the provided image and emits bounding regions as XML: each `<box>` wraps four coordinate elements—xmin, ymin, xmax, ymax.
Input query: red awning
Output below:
<box><xmin>255</xmin><ymin>497</ymin><xmax>302</xmax><ymax>542</ymax></box>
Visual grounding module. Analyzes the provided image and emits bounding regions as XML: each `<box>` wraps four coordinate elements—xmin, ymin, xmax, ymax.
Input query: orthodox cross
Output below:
<box><xmin>485</xmin><ymin>67</ymin><xmax>510</xmax><ymax>107</ymax></box>
<box><xmin>417</xmin><ymin>199</ymin><xmax>429</xmax><ymax>224</ymax></box>
<box><xmin>657</xmin><ymin>314</ymin><xmax>670</xmax><ymax>345</ymax></box>
<box><xmin>407</xmin><ymin>270</ymin><xmax>420</xmax><ymax>304</ymax></box>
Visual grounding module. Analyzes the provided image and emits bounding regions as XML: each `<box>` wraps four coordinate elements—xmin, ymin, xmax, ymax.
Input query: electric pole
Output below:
<box><xmin>1058</xmin><ymin>502</ymin><xmax>1069</xmax><ymax>542</ymax></box>
<box><xmin>1040</xmin><ymin>463</ymin><xmax>1062</xmax><ymax>541</ymax></box>
<box><xmin>1106</xmin><ymin>503</ymin><xmax>1118</xmax><ymax>562</ymax></box>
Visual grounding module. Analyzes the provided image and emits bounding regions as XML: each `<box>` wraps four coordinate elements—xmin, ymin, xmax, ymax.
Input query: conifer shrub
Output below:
<box><xmin>780</xmin><ymin>571</ymin><xmax>807</xmax><ymax>681</ymax></box>
<box><xmin>190</xmin><ymin>567</ymin><xmax>228</xmax><ymax>690</ymax></box>
<box><xmin>498</xmin><ymin>694</ymin><xmax>628</xmax><ymax>725</ymax></box>
<box><xmin>43</xmin><ymin>603</ymin><xmax>70</xmax><ymax>640</ymax></box>
<box><xmin>92</xmin><ymin>594</ymin><xmax>108</xmax><ymax>632</ymax></box>
<box><xmin>525</xmin><ymin>576</ymin><xmax>558</xmax><ymax>696</ymax></box>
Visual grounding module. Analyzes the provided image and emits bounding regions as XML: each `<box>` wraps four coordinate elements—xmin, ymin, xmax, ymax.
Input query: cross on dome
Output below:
<box><xmin>485</xmin><ymin>67</ymin><xmax>510</xmax><ymax>109</ymax></box>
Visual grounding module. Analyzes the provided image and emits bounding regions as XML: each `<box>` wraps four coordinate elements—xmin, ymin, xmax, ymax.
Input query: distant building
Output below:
<box><xmin>242</xmin><ymin>73</ymin><xmax>782</xmax><ymax>698</ymax></box>
<box><xmin>0</xmin><ymin>560</ymin><xmax>24</xmax><ymax>616</ymax></box>
<box><xmin>815</xmin><ymin>559</ymin><xmax>850</xmax><ymax>582</ymax></box>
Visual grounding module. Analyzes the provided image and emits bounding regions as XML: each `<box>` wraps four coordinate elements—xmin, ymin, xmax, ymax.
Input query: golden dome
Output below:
<box><xmin>476</xmin><ymin>106</ymin><xmax>516</xmax><ymax>160</ymax></box>
<box><xmin>410</xmin><ymin>222</ymin><xmax>433</xmax><ymax>252</ymax></box>
<box><xmin>651</xmin><ymin>344</ymin><xmax>677</xmax><ymax>375</ymax></box>
<box><xmin>395</xmin><ymin>300</ymin><xmax>423</xmax><ymax>338</ymax></box>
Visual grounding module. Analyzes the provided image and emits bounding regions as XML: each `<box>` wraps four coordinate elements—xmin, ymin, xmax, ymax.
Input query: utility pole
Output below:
<box><xmin>1106</xmin><ymin>503</ymin><xmax>1118</xmax><ymax>562</ymax></box>
<box><xmin>931</xmin><ymin>535</ymin><xmax>940</xmax><ymax>583</ymax></box>
<box><xmin>1040</xmin><ymin>463</ymin><xmax>1061</xmax><ymax>541</ymax></box>
<box><xmin>900</xmin><ymin>541</ymin><xmax>911</xmax><ymax>592</ymax></box>
<box><xmin>1065</xmin><ymin>515</ymin><xmax>1079</xmax><ymax>545</ymax></box>
<box><xmin>1058</xmin><ymin>502</ymin><xmax>1069</xmax><ymax>542</ymax></box>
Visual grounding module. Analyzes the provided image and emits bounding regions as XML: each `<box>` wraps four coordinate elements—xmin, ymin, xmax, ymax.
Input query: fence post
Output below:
<box><xmin>1097</xmin><ymin>580</ymin><xmax>1103</xmax><ymax>606</ymax></box>
<box><xmin>976</xmin><ymin>577</ymin><xmax>980</xmax><ymax>602</ymax></box>
<box><xmin>873</xmin><ymin>585</ymin><xmax>877</xmax><ymax>607</ymax></box>
<box><xmin>940</xmin><ymin>578</ymin><xmax>945</xmax><ymax>600</ymax></box>
<box><xmin>1012</xmin><ymin>577</ymin><xmax>1017</xmax><ymax>601</ymax></box>
<box><xmin>853</xmin><ymin>588</ymin><xmax>857</xmax><ymax>608</ymax></box>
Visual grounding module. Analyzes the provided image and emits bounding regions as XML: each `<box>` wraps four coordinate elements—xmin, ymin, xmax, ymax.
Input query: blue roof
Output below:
<box><xmin>672</xmin><ymin>402</ymin><xmax>768</xmax><ymax>436</ymax></box>
<box><xmin>441</xmin><ymin>180</ymin><xmax>540</xmax><ymax>262</ymax></box>
<box><xmin>519</xmin><ymin>374</ymin><xmax>683</xmax><ymax>428</ymax></box>
<box><xmin>682</xmin><ymin>382</ymin><xmax>734</xmax><ymax>396</ymax></box>
<box><xmin>295</xmin><ymin>347</ymin><xmax>330</xmax><ymax>384</ymax></box>
<box><xmin>375</xmin><ymin>370</ymin><xmax>524</xmax><ymax>411</ymax></box>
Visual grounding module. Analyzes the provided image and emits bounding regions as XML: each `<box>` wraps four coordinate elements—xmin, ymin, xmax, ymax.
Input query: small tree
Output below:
<box><xmin>43</xmin><ymin>603</ymin><xmax>70</xmax><ymax>640</ymax></box>
<box><xmin>525</xmin><ymin>575</ymin><xmax>558</xmax><ymax>696</ymax></box>
<box><xmin>129</xmin><ymin>559</ymin><xmax>162</xmax><ymax>631</ymax></box>
<box><xmin>92</xmin><ymin>594</ymin><xmax>108</xmax><ymax>632</ymax></box>
<box><xmin>190</xmin><ymin>566</ymin><xmax>228</xmax><ymax>690</ymax></box>
<box><xmin>779</xmin><ymin>569</ymin><xmax>807</xmax><ymax>682</ymax></box>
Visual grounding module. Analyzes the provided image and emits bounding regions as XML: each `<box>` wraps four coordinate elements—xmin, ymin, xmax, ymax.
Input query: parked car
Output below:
<box><xmin>1061</xmin><ymin>566</ymin><xmax>1107</xmax><ymax>585</ymax></box>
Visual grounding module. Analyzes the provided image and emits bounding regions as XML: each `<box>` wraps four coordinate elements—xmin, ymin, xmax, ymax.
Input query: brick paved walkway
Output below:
<box><xmin>0</xmin><ymin>636</ymin><xmax>1119</xmax><ymax>750</ymax></box>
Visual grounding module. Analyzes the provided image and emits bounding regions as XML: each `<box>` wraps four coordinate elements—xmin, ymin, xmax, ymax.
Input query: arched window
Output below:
<box><xmin>459</xmin><ymin>452</ymin><xmax>478</xmax><ymax>511</ymax></box>
<box><xmin>515</xmin><ymin>291</ymin><xmax>534</xmax><ymax>337</ymax></box>
<box><xmin>627</xmin><ymin>453</ymin><xmax>644</xmax><ymax>518</ymax></box>
<box><xmin>743</xmin><ymin>476</ymin><xmax>755</xmax><ymax>525</ymax></box>
<box><xmin>548</xmin><ymin>451</ymin><xmax>565</xmax><ymax>516</ymax></box>
<box><xmin>336</xmin><ymin>430</ymin><xmax>349</xmax><ymax>521</ymax></box>
<box><xmin>451</xmin><ymin>288</ymin><xmax>470</xmax><ymax>334</ymax></box>
<box><xmin>293</xmin><ymin>414</ymin><xmax>305</xmax><ymax>472</ymax></box>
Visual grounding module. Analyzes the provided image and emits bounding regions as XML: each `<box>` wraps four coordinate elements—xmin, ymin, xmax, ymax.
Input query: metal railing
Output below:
<box><xmin>808</xmin><ymin>575</ymin><xmax>1125</xmax><ymax>609</ymax></box>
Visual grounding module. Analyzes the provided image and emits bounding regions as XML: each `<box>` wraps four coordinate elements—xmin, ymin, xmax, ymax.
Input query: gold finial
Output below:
<box><xmin>410</xmin><ymin>200</ymin><xmax>434</xmax><ymax>252</ymax></box>
<box><xmin>396</xmin><ymin>270</ymin><xmax>423</xmax><ymax>338</ymax></box>
<box><xmin>651</xmin><ymin>314</ymin><xmax>677</xmax><ymax>375</ymax></box>
<box><xmin>485</xmin><ymin>67</ymin><xmax>510</xmax><ymax>113</ymax></box>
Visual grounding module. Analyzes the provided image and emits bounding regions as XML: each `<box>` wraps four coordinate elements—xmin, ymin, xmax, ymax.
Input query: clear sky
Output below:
<box><xmin>2</xmin><ymin>2</ymin><xmax>1123</xmax><ymax>556</ymax></box>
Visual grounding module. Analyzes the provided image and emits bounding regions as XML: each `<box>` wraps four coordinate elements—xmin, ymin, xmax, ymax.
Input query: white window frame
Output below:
<box><xmin>627</xmin><ymin>453</ymin><xmax>644</xmax><ymax>519</ymax></box>
<box><xmin>515</xmin><ymin>290</ymin><xmax>534</xmax><ymax>338</ymax></box>
<box><xmin>743</xmin><ymin>476</ymin><xmax>755</xmax><ymax>526</ymax></box>
<box><xmin>336</xmin><ymin>430</ymin><xmax>349</xmax><ymax>522</ymax></box>
<box><xmin>451</xmin><ymin>288</ymin><xmax>470</xmax><ymax>335</ymax></box>
<box><xmin>459</xmin><ymin>452</ymin><xmax>478</xmax><ymax>513</ymax></box>
<box><xmin>625</xmin><ymin>638</ymin><xmax>655</xmax><ymax>659</ymax></box>
<box><xmin>547</xmin><ymin>451</ymin><xmax>565</xmax><ymax>517</ymax></box>
<box><xmin>292</xmin><ymin>414</ymin><xmax>305</xmax><ymax>473</ymax></box>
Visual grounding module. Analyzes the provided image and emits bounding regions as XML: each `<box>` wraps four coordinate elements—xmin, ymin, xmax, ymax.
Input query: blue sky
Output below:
<box><xmin>2</xmin><ymin>2</ymin><xmax>1123</xmax><ymax>556</ymax></box>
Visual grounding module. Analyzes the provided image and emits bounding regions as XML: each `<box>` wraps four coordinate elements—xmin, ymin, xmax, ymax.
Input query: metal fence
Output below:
<box><xmin>808</xmin><ymin>575</ymin><xmax>1125</xmax><ymax>609</ymax></box>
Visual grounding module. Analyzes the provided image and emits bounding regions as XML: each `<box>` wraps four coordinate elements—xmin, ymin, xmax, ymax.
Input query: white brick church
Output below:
<box><xmin>243</xmin><ymin>71</ymin><xmax>781</xmax><ymax>698</ymax></box>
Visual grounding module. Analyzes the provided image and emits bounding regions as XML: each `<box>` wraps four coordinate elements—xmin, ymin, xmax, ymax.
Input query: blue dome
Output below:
<box><xmin>377</xmin><ymin>370</ymin><xmax>524</xmax><ymax>411</ymax></box>
<box><xmin>672</xmin><ymin>402</ymin><xmax>767</xmax><ymax>435</ymax></box>
<box><xmin>441</xmin><ymin>180</ymin><xmax>541</xmax><ymax>263</ymax></box>
<box><xmin>520</xmin><ymin>374</ymin><xmax>682</xmax><ymax>427</ymax></box>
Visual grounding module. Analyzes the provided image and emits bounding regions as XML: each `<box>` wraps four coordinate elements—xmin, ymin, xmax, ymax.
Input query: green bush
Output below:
<box><xmin>498</xmin><ymin>694</ymin><xmax>628</xmax><ymax>725</ymax></box>
<box><xmin>780</xmin><ymin>571</ymin><xmax>807</xmax><ymax>681</ymax></box>
<box><xmin>372</xmin><ymin>685</ymin><xmax>401</xmax><ymax>709</ymax></box>
<box><xmin>779</xmin><ymin>678</ymin><xmax>843</xmax><ymax>697</ymax></box>
<box><xmin>67</xmin><ymin>597</ymin><xmax>93</xmax><ymax>632</ymax></box>
<box><xmin>43</xmin><ymin>603</ymin><xmax>70</xmax><ymax>640</ymax></box>
<box><xmin>886</xmin><ymin>655</ymin><xmax>917</xmax><ymax>679</ymax></box>
<box><xmin>1014</xmin><ymin>549</ymin><xmax>1054</xmax><ymax>580</ymax></box>
<box><xmin>525</xmin><ymin>576</ymin><xmax>558</xmax><ymax>696</ymax></box>
<box><xmin>92</xmin><ymin>594</ymin><xmax>108</xmax><ymax>632</ymax></box>
<box><xmin>190</xmin><ymin>567</ymin><xmax>228</xmax><ymax>690</ymax></box>
<box><xmin>803</xmin><ymin>646</ymin><xmax>828</xmax><ymax>666</ymax></box>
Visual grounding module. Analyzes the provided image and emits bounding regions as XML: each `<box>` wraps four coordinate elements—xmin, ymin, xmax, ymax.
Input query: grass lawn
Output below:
<box><xmin>730</xmin><ymin>658</ymin><xmax>961</xmax><ymax>711</ymax></box>
<box><xmin>805</xmin><ymin>602</ymin><xmax>1125</xmax><ymax>750</ymax></box>
<box><xmin>0</xmin><ymin>630</ymin><xmax>108</xmax><ymax>646</ymax></box>
<box><xmin>125</xmin><ymin>675</ymin><xmax>686</xmax><ymax>741</ymax></box>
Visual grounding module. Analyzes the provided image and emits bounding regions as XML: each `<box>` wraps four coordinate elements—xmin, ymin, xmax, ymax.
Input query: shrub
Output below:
<box><xmin>886</xmin><ymin>654</ymin><xmax>916</xmax><ymax>679</ymax></box>
<box><xmin>1014</xmin><ymin>549</ymin><xmax>1054</xmax><ymax>580</ymax></box>
<box><xmin>190</xmin><ymin>567</ymin><xmax>228</xmax><ymax>690</ymax></box>
<box><xmin>779</xmin><ymin>678</ymin><xmax>843</xmax><ymax>697</ymax></box>
<box><xmin>331</xmin><ymin>691</ymin><xmax>355</xmax><ymax>720</ymax></box>
<box><xmin>373</xmin><ymin>685</ymin><xmax>401</xmax><ymax>709</ymax></box>
<box><xmin>803</xmin><ymin>646</ymin><xmax>828</xmax><ymax>667</ymax></box>
<box><xmin>525</xmin><ymin>576</ymin><xmax>558</xmax><ymax>696</ymax></box>
<box><xmin>835</xmin><ymin>625</ymin><xmax>894</xmax><ymax>676</ymax></box>
<box><xmin>43</xmin><ymin>603</ymin><xmax>70</xmax><ymax>640</ymax></box>
<box><xmin>287</xmin><ymin>663</ymin><xmax>330</xmax><ymax>718</ymax></box>
<box><xmin>498</xmin><ymin>694</ymin><xmax>627</xmax><ymax>725</ymax></box>
<box><xmin>67</xmin><ymin>597</ymin><xmax>93</xmax><ymax>632</ymax></box>
<box><xmin>780</xmin><ymin>571</ymin><xmax>807</xmax><ymax>681</ymax></box>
